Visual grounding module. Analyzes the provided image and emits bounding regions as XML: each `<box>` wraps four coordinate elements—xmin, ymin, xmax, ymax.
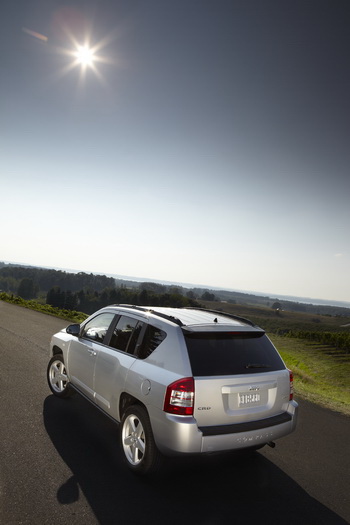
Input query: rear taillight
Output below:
<box><xmin>163</xmin><ymin>377</ymin><xmax>194</xmax><ymax>416</ymax></box>
<box><xmin>289</xmin><ymin>369</ymin><xmax>294</xmax><ymax>400</ymax></box>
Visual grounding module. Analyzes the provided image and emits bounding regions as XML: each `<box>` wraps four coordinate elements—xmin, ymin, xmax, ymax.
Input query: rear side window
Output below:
<box><xmin>185</xmin><ymin>332</ymin><xmax>285</xmax><ymax>376</ymax></box>
<box><xmin>137</xmin><ymin>325</ymin><xmax>167</xmax><ymax>359</ymax></box>
<box><xmin>109</xmin><ymin>316</ymin><xmax>139</xmax><ymax>353</ymax></box>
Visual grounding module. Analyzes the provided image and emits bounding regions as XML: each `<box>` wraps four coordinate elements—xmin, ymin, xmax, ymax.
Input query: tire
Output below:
<box><xmin>120</xmin><ymin>405</ymin><xmax>163</xmax><ymax>475</ymax></box>
<box><xmin>47</xmin><ymin>354</ymin><xmax>73</xmax><ymax>398</ymax></box>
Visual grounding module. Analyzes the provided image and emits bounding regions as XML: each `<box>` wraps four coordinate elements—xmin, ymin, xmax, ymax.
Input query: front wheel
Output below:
<box><xmin>120</xmin><ymin>405</ymin><xmax>163</xmax><ymax>475</ymax></box>
<box><xmin>47</xmin><ymin>354</ymin><xmax>73</xmax><ymax>398</ymax></box>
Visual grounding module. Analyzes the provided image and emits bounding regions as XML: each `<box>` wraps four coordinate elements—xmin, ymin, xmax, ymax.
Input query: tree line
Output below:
<box><xmin>3</xmin><ymin>261</ymin><xmax>349</xmax><ymax>319</ymax></box>
<box><xmin>0</xmin><ymin>264</ymin><xmax>115</xmax><ymax>297</ymax></box>
<box><xmin>0</xmin><ymin>264</ymin><xmax>201</xmax><ymax>314</ymax></box>
<box><xmin>45</xmin><ymin>286</ymin><xmax>199</xmax><ymax>314</ymax></box>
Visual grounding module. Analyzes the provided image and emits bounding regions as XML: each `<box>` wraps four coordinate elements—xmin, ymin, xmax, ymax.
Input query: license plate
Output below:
<box><xmin>239</xmin><ymin>393</ymin><xmax>261</xmax><ymax>405</ymax></box>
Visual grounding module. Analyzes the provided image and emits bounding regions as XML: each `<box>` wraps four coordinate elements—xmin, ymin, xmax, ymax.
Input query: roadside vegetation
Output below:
<box><xmin>271</xmin><ymin>335</ymin><xmax>350</xmax><ymax>416</ymax></box>
<box><xmin>0</xmin><ymin>292</ymin><xmax>88</xmax><ymax>323</ymax></box>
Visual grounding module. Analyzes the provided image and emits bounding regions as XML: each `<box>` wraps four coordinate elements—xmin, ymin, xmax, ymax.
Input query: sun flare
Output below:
<box><xmin>50</xmin><ymin>26</ymin><xmax>116</xmax><ymax>86</ymax></box>
<box><xmin>74</xmin><ymin>45</ymin><xmax>95</xmax><ymax>66</ymax></box>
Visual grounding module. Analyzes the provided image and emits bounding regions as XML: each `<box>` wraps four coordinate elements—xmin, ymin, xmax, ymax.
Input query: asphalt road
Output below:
<box><xmin>0</xmin><ymin>301</ymin><xmax>349</xmax><ymax>525</ymax></box>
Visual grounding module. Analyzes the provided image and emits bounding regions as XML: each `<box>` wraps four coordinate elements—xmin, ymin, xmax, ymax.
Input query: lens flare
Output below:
<box><xmin>74</xmin><ymin>45</ymin><xmax>95</xmax><ymax>66</ymax></box>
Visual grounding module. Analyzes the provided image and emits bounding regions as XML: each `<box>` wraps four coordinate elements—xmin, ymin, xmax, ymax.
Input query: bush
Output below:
<box><xmin>0</xmin><ymin>292</ymin><xmax>88</xmax><ymax>323</ymax></box>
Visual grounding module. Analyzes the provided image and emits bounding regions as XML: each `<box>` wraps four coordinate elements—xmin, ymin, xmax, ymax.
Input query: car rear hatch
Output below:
<box><xmin>184</xmin><ymin>330</ymin><xmax>290</xmax><ymax>428</ymax></box>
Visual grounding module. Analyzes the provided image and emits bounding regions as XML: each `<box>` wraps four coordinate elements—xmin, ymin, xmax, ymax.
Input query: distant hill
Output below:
<box><xmin>110</xmin><ymin>273</ymin><xmax>350</xmax><ymax>315</ymax></box>
<box><xmin>1</xmin><ymin>260</ymin><xmax>349</xmax><ymax>317</ymax></box>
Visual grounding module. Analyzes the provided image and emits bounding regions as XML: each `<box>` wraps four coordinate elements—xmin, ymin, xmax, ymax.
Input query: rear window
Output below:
<box><xmin>185</xmin><ymin>332</ymin><xmax>285</xmax><ymax>376</ymax></box>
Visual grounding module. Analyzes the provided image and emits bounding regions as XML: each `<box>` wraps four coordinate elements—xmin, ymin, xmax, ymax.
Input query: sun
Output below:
<box><xmin>74</xmin><ymin>45</ymin><xmax>95</xmax><ymax>66</ymax></box>
<box><xmin>50</xmin><ymin>28</ymin><xmax>117</xmax><ymax>87</ymax></box>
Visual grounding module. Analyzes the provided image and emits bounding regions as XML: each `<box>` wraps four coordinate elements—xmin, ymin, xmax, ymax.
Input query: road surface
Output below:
<box><xmin>0</xmin><ymin>301</ymin><xmax>349</xmax><ymax>524</ymax></box>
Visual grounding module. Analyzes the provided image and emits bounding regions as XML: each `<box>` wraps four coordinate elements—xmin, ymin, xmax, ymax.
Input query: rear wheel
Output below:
<box><xmin>47</xmin><ymin>355</ymin><xmax>73</xmax><ymax>398</ymax></box>
<box><xmin>120</xmin><ymin>405</ymin><xmax>163</xmax><ymax>475</ymax></box>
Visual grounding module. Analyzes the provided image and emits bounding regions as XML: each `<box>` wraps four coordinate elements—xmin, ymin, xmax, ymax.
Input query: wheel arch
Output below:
<box><xmin>119</xmin><ymin>392</ymin><xmax>147</xmax><ymax>421</ymax></box>
<box><xmin>52</xmin><ymin>345</ymin><xmax>63</xmax><ymax>356</ymax></box>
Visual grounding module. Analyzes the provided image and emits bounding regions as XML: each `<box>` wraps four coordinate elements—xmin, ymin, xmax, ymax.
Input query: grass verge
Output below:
<box><xmin>270</xmin><ymin>334</ymin><xmax>350</xmax><ymax>416</ymax></box>
<box><xmin>0</xmin><ymin>292</ymin><xmax>88</xmax><ymax>323</ymax></box>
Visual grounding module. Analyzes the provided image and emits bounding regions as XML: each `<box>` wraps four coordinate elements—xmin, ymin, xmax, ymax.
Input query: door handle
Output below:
<box><xmin>87</xmin><ymin>349</ymin><xmax>97</xmax><ymax>356</ymax></box>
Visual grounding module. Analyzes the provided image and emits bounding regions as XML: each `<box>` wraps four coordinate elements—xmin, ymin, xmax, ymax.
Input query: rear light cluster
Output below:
<box><xmin>163</xmin><ymin>377</ymin><xmax>194</xmax><ymax>416</ymax></box>
<box><xmin>289</xmin><ymin>369</ymin><xmax>294</xmax><ymax>400</ymax></box>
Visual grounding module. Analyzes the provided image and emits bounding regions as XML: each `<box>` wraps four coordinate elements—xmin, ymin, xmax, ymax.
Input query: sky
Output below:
<box><xmin>1</xmin><ymin>0</ymin><xmax>350</xmax><ymax>304</ymax></box>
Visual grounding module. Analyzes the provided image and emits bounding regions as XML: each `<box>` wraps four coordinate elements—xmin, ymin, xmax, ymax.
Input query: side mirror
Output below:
<box><xmin>66</xmin><ymin>324</ymin><xmax>80</xmax><ymax>336</ymax></box>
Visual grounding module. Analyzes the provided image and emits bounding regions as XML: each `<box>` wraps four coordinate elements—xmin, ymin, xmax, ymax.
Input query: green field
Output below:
<box><xmin>270</xmin><ymin>334</ymin><xmax>350</xmax><ymax>416</ymax></box>
<box><xmin>200</xmin><ymin>300</ymin><xmax>350</xmax><ymax>333</ymax></box>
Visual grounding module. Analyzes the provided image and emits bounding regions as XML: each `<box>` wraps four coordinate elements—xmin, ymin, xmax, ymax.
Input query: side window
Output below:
<box><xmin>137</xmin><ymin>325</ymin><xmax>167</xmax><ymax>359</ymax></box>
<box><xmin>81</xmin><ymin>313</ymin><xmax>115</xmax><ymax>344</ymax></box>
<box><xmin>109</xmin><ymin>316</ymin><xmax>139</xmax><ymax>353</ymax></box>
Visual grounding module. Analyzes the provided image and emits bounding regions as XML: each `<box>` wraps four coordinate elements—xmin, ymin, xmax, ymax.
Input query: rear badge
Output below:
<box><xmin>198</xmin><ymin>406</ymin><xmax>212</xmax><ymax>411</ymax></box>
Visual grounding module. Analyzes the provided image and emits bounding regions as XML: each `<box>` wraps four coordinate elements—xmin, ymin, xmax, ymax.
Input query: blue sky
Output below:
<box><xmin>1</xmin><ymin>0</ymin><xmax>349</xmax><ymax>303</ymax></box>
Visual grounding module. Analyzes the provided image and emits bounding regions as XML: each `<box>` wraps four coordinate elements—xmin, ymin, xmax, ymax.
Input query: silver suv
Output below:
<box><xmin>47</xmin><ymin>305</ymin><xmax>298</xmax><ymax>474</ymax></box>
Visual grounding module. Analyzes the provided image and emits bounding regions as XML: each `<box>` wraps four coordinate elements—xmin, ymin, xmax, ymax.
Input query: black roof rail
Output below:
<box><xmin>184</xmin><ymin>307</ymin><xmax>256</xmax><ymax>327</ymax></box>
<box><xmin>110</xmin><ymin>304</ymin><xmax>256</xmax><ymax>328</ymax></box>
<box><xmin>112</xmin><ymin>304</ymin><xmax>184</xmax><ymax>327</ymax></box>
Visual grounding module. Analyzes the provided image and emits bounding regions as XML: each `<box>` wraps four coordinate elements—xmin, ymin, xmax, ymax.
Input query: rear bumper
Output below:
<box><xmin>200</xmin><ymin>400</ymin><xmax>298</xmax><ymax>453</ymax></box>
<box><xmin>198</xmin><ymin>410</ymin><xmax>293</xmax><ymax>436</ymax></box>
<box><xmin>152</xmin><ymin>400</ymin><xmax>298</xmax><ymax>455</ymax></box>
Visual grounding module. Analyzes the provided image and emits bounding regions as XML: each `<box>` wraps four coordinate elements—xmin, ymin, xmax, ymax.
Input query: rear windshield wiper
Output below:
<box><xmin>245</xmin><ymin>363</ymin><xmax>272</xmax><ymax>369</ymax></box>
